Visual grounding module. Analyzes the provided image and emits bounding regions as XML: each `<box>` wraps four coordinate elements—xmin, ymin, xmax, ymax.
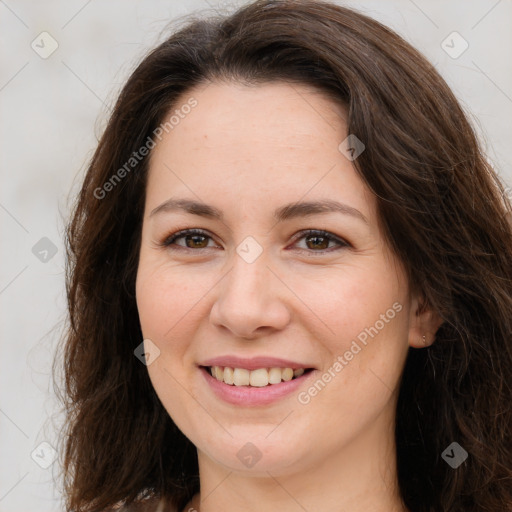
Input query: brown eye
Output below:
<box><xmin>292</xmin><ymin>229</ymin><xmax>350</xmax><ymax>254</ymax></box>
<box><xmin>161</xmin><ymin>229</ymin><xmax>217</xmax><ymax>250</ymax></box>
<box><xmin>183</xmin><ymin>233</ymin><xmax>209</xmax><ymax>248</ymax></box>
<box><xmin>304</xmin><ymin>234</ymin><xmax>329</xmax><ymax>250</ymax></box>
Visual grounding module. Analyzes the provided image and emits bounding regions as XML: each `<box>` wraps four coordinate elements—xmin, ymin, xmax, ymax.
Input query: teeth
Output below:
<box><xmin>233</xmin><ymin>368</ymin><xmax>250</xmax><ymax>386</ymax></box>
<box><xmin>282</xmin><ymin>368</ymin><xmax>294</xmax><ymax>381</ymax></box>
<box><xmin>268</xmin><ymin>367</ymin><xmax>282</xmax><ymax>384</ymax></box>
<box><xmin>208</xmin><ymin>366</ymin><xmax>308</xmax><ymax>386</ymax></box>
<box><xmin>223</xmin><ymin>366</ymin><xmax>234</xmax><ymax>385</ymax></box>
<box><xmin>249</xmin><ymin>368</ymin><xmax>268</xmax><ymax>387</ymax></box>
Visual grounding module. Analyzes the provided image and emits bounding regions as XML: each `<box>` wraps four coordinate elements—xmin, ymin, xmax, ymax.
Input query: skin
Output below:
<box><xmin>135</xmin><ymin>81</ymin><xmax>443</xmax><ymax>512</ymax></box>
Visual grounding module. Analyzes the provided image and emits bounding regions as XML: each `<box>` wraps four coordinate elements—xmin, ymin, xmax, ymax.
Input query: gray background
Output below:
<box><xmin>1</xmin><ymin>1</ymin><xmax>511</xmax><ymax>510</ymax></box>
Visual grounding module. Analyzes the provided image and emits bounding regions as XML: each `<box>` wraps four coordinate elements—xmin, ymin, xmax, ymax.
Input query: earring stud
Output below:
<box><xmin>422</xmin><ymin>334</ymin><xmax>427</xmax><ymax>345</ymax></box>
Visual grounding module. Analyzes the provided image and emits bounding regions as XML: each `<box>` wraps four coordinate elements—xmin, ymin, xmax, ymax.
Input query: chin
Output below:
<box><xmin>194</xmin><ymin>427</ymin><xmax>313</xmax><ymax>475</ymax></box>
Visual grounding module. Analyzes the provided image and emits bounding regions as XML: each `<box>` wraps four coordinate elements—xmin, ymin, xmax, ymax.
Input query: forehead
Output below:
<box><xmin>160</xmin><ymin>80</ymin><xmax>348</xmax><ymax>152</ymax></box>
<box><xmin>145</xmin><ymin>80</ymin><xmax>375</xmax><ymax>222</ymax></box>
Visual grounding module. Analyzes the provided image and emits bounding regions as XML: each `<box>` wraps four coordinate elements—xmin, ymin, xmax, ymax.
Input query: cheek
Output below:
<box><xmin>136</xmin><ymin>257</ymin><xmax>209</xmax><ymax>342</ymax></box>
<box><xmin>135</xmin><ymin>257</ymin><xmax>216</xmax><ymax>409</ymax></box>
<box><xmin>292</xmin><ymin>263</ymin><xmax>409</xmax><ymax>400</ymax></box>
<box><xmin>135</xmin><ymin>261</ymin><xmax>206</xmax><ymax>433</ymax></box>
<box><xmin>290</xmin><ymin>261</ymin><xmax>403</xmax><ymax>343</ymax></box>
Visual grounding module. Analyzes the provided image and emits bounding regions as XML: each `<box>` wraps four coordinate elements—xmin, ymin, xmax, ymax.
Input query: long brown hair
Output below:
<box><xmin>56</xmin><ymin>1</ymin><xmax>512</xmax><ymax>510</ymax></box>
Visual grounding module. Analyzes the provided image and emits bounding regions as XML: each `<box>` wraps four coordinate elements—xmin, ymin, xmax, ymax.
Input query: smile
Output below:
<box><xmin>199</xmin><ymin>365</ymin><xmax>316</xmax><ymax>406</ymax></box>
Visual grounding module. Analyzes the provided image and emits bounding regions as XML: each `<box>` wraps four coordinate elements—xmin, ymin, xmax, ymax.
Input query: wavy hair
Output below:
<box><xmin>57</xmin><ymin>1</ymin><xmax>512</xmax><ymax>511</ymax></box>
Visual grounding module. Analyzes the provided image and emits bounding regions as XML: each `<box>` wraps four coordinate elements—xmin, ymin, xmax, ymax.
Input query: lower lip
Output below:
<box><xmin>199</xmin><ymin>366</ymin><xmax>316</xmax><ymax>406</ymax></box>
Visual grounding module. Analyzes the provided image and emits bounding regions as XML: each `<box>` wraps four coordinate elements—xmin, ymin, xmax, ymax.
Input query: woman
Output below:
<box><xmin>58</xmin><ymin>0</ymin><xmax>512</xmax><ymax>511</ymax></box>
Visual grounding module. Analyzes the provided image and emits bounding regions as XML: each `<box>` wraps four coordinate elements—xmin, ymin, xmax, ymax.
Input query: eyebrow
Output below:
<box><xmin>150</xmin><ymin>198</ymin><xmax>368</xmax><ymax>224</ymax></box>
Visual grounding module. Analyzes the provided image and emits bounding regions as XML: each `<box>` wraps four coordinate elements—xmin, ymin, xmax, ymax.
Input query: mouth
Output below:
<box><xmin>200</xmin><ymin>365</ymin><xmax>315</xmax><ymax>387</ymax></box>
<box><xmin>199</xmin><ymin>364</ymin><xmax>316</xmax><ymax>406</ymax></box>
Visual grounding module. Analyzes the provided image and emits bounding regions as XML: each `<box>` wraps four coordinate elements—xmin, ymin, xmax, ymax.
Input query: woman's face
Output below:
<box><xmin>136</xmin><ymin>81</ymin><xmax>428</xmax><ymax>476</ymax></box>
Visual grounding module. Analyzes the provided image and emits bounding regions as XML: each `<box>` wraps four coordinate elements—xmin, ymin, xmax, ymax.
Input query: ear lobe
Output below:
<box><xmin>408</xmin><ymin>296</ymin><xmax>444</xmax><ymax>348</ymax></box>
<box><xmin>419</xmin><ymin>309</ymin><xmax>444</xmax><ymax>348</ymax></box>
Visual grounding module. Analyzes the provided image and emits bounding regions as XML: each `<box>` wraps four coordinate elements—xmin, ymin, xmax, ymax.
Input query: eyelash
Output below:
<box><xmin>159</xmin><ymin>228</ymin><xmax>351</xmax><ymax>255</ymax></box>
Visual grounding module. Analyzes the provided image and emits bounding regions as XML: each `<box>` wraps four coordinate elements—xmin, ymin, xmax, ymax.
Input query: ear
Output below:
<box><xmin>408</xmin><ymin>292</ymin><xmax>444</xmax><ymax>348</ymax></box>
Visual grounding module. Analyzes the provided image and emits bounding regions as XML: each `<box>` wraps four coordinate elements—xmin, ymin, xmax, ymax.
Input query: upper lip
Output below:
<box><xmin>199</xmin><ymin>356</ymin><xmax>315</xmax><ymax>371</ymax></box>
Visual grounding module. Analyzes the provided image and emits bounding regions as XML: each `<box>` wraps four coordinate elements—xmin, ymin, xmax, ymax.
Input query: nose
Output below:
<box><xmin>209</xmin><ymin>249</ymin><xmax>291</xmax><ymax>340</ymax></box>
